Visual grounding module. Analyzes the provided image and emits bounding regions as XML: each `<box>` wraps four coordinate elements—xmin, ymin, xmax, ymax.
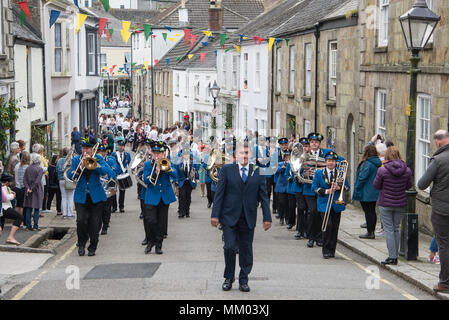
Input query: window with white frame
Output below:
<box><xmin>416</xmin><ymin>94</ymin><xmax>431</xmax><ymax>185</ymax></box>
<box><xmin>100</xmin><ymin>53</ymin><xmax>107</xmax><ymax>69</ymax></box>
<box><xmin>378</xmin><ymin>0</ymin><xmax>389</xmax><ymax>47</ymax></box>
<box><xmin>185</xmin><ymin>75</ymin><xmax>189</xmax><ymax>97</ymax></box>
<box><xmin>87</xmin><ymin>32</ymin><xmax>96</xmax><ymax>75</ymax></box>
<box><xmin>205</xmin><ymin>76</ymin><xmax>211</xmax><ymax>101</ymax></box>
<box><xmin>232</xmin><ymin>55</ymin><xmax>239</xmax><ymax>90</ymax></box>
<box><xmin>66</xmin><ymin>27</ymin><xmax>71</xmax><ymax>74</ymax></box>
<box><xmin>165</xmin><ymin>72</ymin><xmax>169</xmax><ymax>96</ymax></box>
<box><xmin>276</xmin><ymin>111</ymin><xmax>281</xmax><ymax>131</ymax></box>
<box><xmin>194</xmin><ymin>76</ymin><xmax>200</xmax><ymax>100</ymax></box>
<box><xmin>289</xmin><ymin>46</ymin><xmax>295</xmax><ymax>94</ymax></box>
<box><xmin>305</xmin><ymin>43</ymin><xmax>312</xmax><ymax>96</ymax></box>
<box><xmin>159</xmin><ymin>72</ymin><xmax>163</xmax><ymax>95</ymax></box>
<box><xmin>26</xmin><ymin>47</ymin><xmax>33</xmax><ymax>103</ymax></box>
<box><xmin>328</xmin><ymin>41</ymin><xmax>337</xmax><ymax>100</ymax></box>
<box><xmin>222</xmin><ymin>54</ymin><xmax>227</xmax><ymax>89</ymax></box>
<box><xmin>255</xmin><ymin>52</ymin><xmax>260</xmax><ymax>91</ymax></box>
<box><xmin>54</xmin><ymin>23</ymin><xmax>62</xmax><ymax>73</ymax></box>
<box><xmin>376</xmin><ymin>89</ymin><xmax>387</xmax><ymax>138</ymax></box>
<box><xmin>243</xmin><ymin>53</ymin><xmax>248</xmax><ymax>88</ymax></box>
<box><xmin>175</xmin><ymin>73</ymin><xmax>180</xmax><ymax>95</ymax></box>
<box><xmin>304</xmin><ymin>119</ymin><xmax>311</xmax><ymax>136</ymax></box>
<box><xmin>276</xmin><ymin>47</ymin><xmax>282</xmax><ymax>92</ymax></box>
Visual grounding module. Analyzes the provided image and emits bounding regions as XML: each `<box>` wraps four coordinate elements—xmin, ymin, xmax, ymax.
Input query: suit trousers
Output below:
<box><xmin>304</xmin><ymin>194</ymin><xmax>322</xmax><ymax>242</ymax></box>
<box><xmin>431</xmin><ymin>212</ymin><xmax>449</xmax><ymax>287</ymax></box>
<box><xmin>222</xmin><ymin>213</ymin><xmax>255</xmax><ymax>285</ymax></box>
<box><xmin>178</xmin><ymin>182</ymin><xmax>193</xmax><ymax>217</ymax></box>
<box><xmin>99</xmin><ymin>196</ymin><xmax>114</xmax><ymax>231</ymax></box>
<box><xmin>206</xmin><ymin>182</ymin><xmax>213</xmax><ymax>205</ymax></box>
<box><xmin>287</xmin><ymin>193</ymin><xmax>297</xmax><ymax>226</ymax></box>
<box><xmin>75</xmin><ymin>195</ymin><xmax>105</xmax><ymax>252</ymax></box>
<box><xmin>321</xmin><ymin>209</ymin><xmax>341</xmax><ymax>255</ymax></box>
<box><xmin>118</xmin><ymin>189</ymin><xmax>126</xmax><ymax>210</ymax></box>
<box><xmin>277</xmin><ymin>192</ymin><xmax>288</xmax><ymax>221</ymax></box>
<box><xmin>143</xmin><ymin>202</ymin><xmax>169</xmax><ymax>246</ymax></box>
<box><xmin>295</xmin><ymin>192</ymin><xmax>308</xmax><ymax>236</ymax></box>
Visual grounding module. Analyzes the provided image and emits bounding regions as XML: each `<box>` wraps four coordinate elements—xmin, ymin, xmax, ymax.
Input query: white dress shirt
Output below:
<box><xmin>238</xmin><ymin>163</ymin><xmax>250</xmax><ymax>179</ymax></box>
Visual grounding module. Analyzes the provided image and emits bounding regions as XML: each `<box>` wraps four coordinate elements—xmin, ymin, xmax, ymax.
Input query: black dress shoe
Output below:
<box><xmin>307</xmin><ymin>239</ymin><xmax>314</xmax><ymax>248</ymax></box>
<box><xmin>155</xmin><ymin>246</ymin><xmax>163</xmax><ymax>254</ymax></box>
<box><xmin>145</xmin><ymin>244</ymin><xmax>154</xmax><ymax>254</ymax></box>
<box><xmin>120</xmin><ymin>209</ymin><xmax>125</xmax><ymax>213</ymax></box>
<box><xmin>279</xmin><ymin>219</ymin><xmax>284</xmax><ymax>225</ymax></box>
<box><xmin>239</xmin><ymin>283</ymin><xmax>250</xmax><ymax>292</ymax></box>
<box><xmin>222</xmin><ymin>278</ymin><xmax>234</xmax><ymax>291</ymax></box>
<box><xmin>323</xmin><ymin>253</ymin><xmax>331</xmax><ymax>259</ymax></box>
<box><xmin>164</xmin><ymin>234</ymin><xmax>167</xmax><ymax>239</ymax></box>
<box><xmin>294</xmin><ymin>233</ymin><xmax>302</xmax><ymax>239</ymax></box>
<box><xmin>207</xmin><ymin>203</ymin><xmax>212</xmax><ymax>208</ymax></box>
<box><xmin>360</xmin><ymin>222</ymin><xmax>367</xmax><ymax>228</ymax></box>
<box><xmin>381</xmin><ymin>257</ymin><xmax>397</xmax><ymax>265</ymax></box>
<box><xmin>359</xmin><ymin>232</ymin><xmax>375</xmax><ymax>239</ymax></box>
<box><xmin>142</xmin><ymin>239</ymin><xmax>148</xmax><ymax>246</ymax></box>
<box><xmin>316</xmin><ymin>241</ymin><xmax>323</xmax><ymax>247</ymax></box>
<box><xmin>139</xmin><ymin>213</ymin><xmax>143</xmax><ymax>219</ymax></box>
<box><xmin>88</xmin><ymin>251</ymin><xmax>95</xmax><ymax>257</ymax></box>
<box><xmin>78</xmin><ymin>247</ymin><xmax>85</xmax><ymax>256</ymax></box>
<box><xmin>100</xmin><ymin>228</ymin><xmax>107</xmax><ymax>235</ymax></box>
<box><xmin>287</xmin><ymin>224</ymin><xmax>293</xmax><ymax>229</ymax></box>
<box><xmin>186</xmin><ymin>214</ymin><xmax>190</xmax><ymax>218</ymax></box>
<box><xmin>178</xmin><ymin>215</ymin><xmax>185</xmax><ymax>218</ymax></box>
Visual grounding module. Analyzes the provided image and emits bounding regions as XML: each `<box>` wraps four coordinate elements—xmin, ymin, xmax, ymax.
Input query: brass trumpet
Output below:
<box><xmin>322</xmin><ymin>160</ymin><xmax>348</xmax><ymax>232</ymax></box>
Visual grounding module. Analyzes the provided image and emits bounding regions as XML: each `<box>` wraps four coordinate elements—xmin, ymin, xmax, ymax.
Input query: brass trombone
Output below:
<box><xmin>322</xmin><ymin>160</ymin><xmax>348</xmax><ymax>232</ymax></box>
<box><xmin>73</xmin><ymin>142</ymin><xmax>100</xmax><ymax>183</ymax></box>
<box><xmin>148</xmin><ymin>152</ymin><xmax>173</xmax><ymax>186</ymax></box>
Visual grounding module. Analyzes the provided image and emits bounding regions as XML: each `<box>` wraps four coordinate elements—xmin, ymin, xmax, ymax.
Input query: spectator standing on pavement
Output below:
<box><xmin>352</xmin><ymin>145</ymin><xmax>381</xmax><ymax>239</ymax></box>
<box><xmin>56</xmin><ymin>148</ymin><xmax>75</xmax><ymax>219</ymax></box>
<box><xmin>71</xmin><ymin>127</ymin><xmax>82</xmax><ymax>155</ymax></box>
<box><xmin>46</xmin><ymin>155</ymin><xmax>62</xmax><ymax>216</ymax></box>
<box><xmin>23</xmin><ymin>153</ymin><xmax>44</xmax><ymax>231</ymax></box>
<box><xmin>373</xmin><ymin>146</ymin><xmax>412</xmax><ymax>266</ymax></box>
<box><xmin>5</xmin><ymin>142</ymin><xmax>20</xmax><ymax>177</ymax></box>
<box><xmin>14</xmin><ymin>151</ymin><xmax>30</xmax><ymax>216</ymax></box>
<box><xmin>417</xmin><ymin>129</ymin><xmax>449</xmax><ymax>293</ymax></box>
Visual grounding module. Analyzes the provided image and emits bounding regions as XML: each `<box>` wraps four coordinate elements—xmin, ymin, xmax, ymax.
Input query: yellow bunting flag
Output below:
<box><xmin>121</xmin><ymin>20</ymin><xmax>131</xmax><ymax>32</ymax></box>
<box><xmin>175</xmin><ymin>33</ymin><xmax>181</xmax><ymax>37</ymax></box>
<box><xmin>235</xmin><ymin>45</ymin><xmax>241</xmax><ymax>54</ymax></box>
<box><xmin>188</xmin><ymin>54</ymin><xmax>194</xmax><ymax>60</ymax></box>
<box><xmin>203</xmin><ymin>30</ymin><xmax>212</xmax><ymax>37</ymax></box>
<box><xmin>121</xmin><ymin>29</ymin><xmax>132</xmax><ymax>43</ymax></box>
<box><xmin>76</xmin><ymin>13</ymin><xmax>87</xmax><ymax>34</ymax></box>
<box><xmin>144</xmin><ymin>61</ymin><xmax>149</xmax><ymax>71</ymax></box>
<box><xmin>268</xmin><ymin>37</ymin><xmax>275</xmax><ymax>52</ymax></box>
<box><xmin>168</xmin><ymin>37</ymin><xmax>177</xmax><ymax>42</ymax></box>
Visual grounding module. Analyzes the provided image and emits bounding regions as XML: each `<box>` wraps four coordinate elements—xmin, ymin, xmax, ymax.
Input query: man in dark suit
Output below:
<box><xmin>211</xmin><ymin>142</ymin><xmax>272</xmax><ymax>293</ymax></box>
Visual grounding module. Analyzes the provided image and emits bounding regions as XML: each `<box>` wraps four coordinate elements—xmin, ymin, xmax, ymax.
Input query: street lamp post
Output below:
<box><xmin>210</xmin><ymin>80</ymin><xmax>220</xmax><ymax>138</ymax></box>
<box><xmin>398</xmin><ymin>0</ymin><xmax>440</xmax><ymax>259</ymax></box>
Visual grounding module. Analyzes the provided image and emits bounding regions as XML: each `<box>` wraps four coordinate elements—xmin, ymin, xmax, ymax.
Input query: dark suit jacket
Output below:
<box><xmin>211</xmin><ymin>163</ymin><xmax>271</xmax><ymax>229</ymax></box>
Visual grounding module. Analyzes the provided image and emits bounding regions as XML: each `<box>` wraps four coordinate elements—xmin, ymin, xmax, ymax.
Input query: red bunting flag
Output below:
<box><xmin>253</xmin><ymin>36</ymin><xmax>260</xmax><ymax>44</ymax></box>
<box><xmin>155</xmin><ymin>59</ymin><xmax>159</xmax><ymax>67</ymax></box>
<box><xmin>98</xmin><ymin>18</ymin><xmax>108</xmax><ymax>37</ymax></box>
<box><xmin>19</xmin><ymin>2</ymin><xmax>31</xmax><ymax>20</ymax></box>
<box><xmin>105</xmin><ymin>29</ymin><xmax>111</xmax><ymax>42</ymax></box>
<box><xmin>190</xmin><ymin>34</ymin><xmax>197</xmax><ymax>49</ymax></box>
<box><xmin>258</xmin><ymin>37</ymin><xmax>266</xmax><ymax>45</ymax></box>
<box><xmin>184</xmin><ymin>29</ymin><xmax>191</xmax><ymax>47</ymax></box>
<box><xmin>200</xmin><ymin>52</ymin><xmax>206</xmax><ymax>64</ymax></box>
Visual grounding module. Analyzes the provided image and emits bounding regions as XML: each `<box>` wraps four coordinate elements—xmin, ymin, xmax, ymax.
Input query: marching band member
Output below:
<box><xmin>140</xmin><ymin>139</ymin><xmax>152</xmax><ymax>246</ymax></box>
<box><xmin>273</xmin><ymin>138</ymin><xmax>289</xmax><ymax>218</ymax></box>
<box><xmin>304</xmin><ymin>132</ymin><xmax>330</xmax><ymax>248</ymax></box>
<box><xmin>265</xmin><ymin>137</ymin><xmax>278</xmax><ymax>215</ymax></box>
<box><xmin>69</xmin><ymin>137</ymin><xmax>115</xmax><ymax>257</ymax></box>
<box><xmin>112</xmin><ymin>140</ymin><xmax>131</xmax><ymax>213</ymax></box>
<box><xmin>294</xmin><ymin>137</ymin><xmax>310</xmax><ymax>239</ymax></box>
<box><xmin>97</xmin><ymin>143</ymin><xmax>118</xmax><ymax>235</ymax></box>
<box><xmin>312</xmin><ymin>151</ymin><xmax>350</xmax><ymax>259</ymax></box>
<box><xmin>284</xmin><ymin>146</ymin><xmax>302</xmax><ymax>230</ymax></box>
<box><xmin>143</xmin><ymin>141</ymin><xmax>177</xmax><ymax>254</ymax></box>
<box><xmin>174</xmin><ymin>149</ymin><xmax>200</xmax><ymax>218</ymax></box>
<box><xmin>274</xmin><ymin>149</ymin><xmax>290</xmax><ymax>225</ymax></box>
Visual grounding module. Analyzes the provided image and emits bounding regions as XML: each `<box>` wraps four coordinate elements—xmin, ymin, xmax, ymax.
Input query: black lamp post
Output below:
<box><xmin>398</xmin><ymin>0</ymin><xmax>439</xmax><ymax>259</ymax></box>
<box><xmin>210</xmin><ymin>80</ymin><xmax>220</xmax><ymax>137</ymax></box>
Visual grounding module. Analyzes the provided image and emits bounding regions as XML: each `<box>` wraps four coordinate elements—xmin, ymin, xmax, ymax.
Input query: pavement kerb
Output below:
<box><xmin>337</xmin><ymin>236</ymin><xmax>448</xmax><ymax>300</ymax></box>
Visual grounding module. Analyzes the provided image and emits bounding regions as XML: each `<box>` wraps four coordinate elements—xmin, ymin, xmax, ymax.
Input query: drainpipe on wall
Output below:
<box><xmin>313</xmin><ymin>22</ymin><xmax>320</xmax><ymax>132</ymax></box>
<box><xmin>270</xmin><ymin>41</ymin><xmax>274</xmax><ymax>130</ymax></box>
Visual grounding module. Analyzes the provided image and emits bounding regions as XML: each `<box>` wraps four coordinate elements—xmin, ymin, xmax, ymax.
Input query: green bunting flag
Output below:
<box><xmin>162</xmin><ymin>33</ymin><xmax>167</xmax><ymax>43</ymax></box>
<box><xmin>101</xmin><ymin>0</ymin><xmax>109</xmax><ymax>11</ymax></box>
<box><xmin>20</xmin><ymin>5</ymin><xmax>34</xmax><ymax>25</ymax></box>
<box><xmin>220</xmin><ymin>33</ymin><xmax>229</xmax><ymax>48</ymax></box>
<box><xmin>285</xmin><ymin>38</ymin><xmax>290</xmax><ymax>46</ymax></box>
<box><xmin>144</xmin><ymin>24</ymin><xmax>152</xmax><ymax>41</ymax></box>
<box><xmin>176</xmin><ymin>56</ymin><xmax>181</xmax><ymax>61</ymax></box>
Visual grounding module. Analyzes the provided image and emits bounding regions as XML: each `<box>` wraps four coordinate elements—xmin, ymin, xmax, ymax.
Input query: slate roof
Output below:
<box><xmin>269</xmin><ymin>0</ymin><xmax>351</xmax><ymax>37</ymax></box>
<box><xmin>12</xmin><ymin>8</ymin><xmax>43</xmax><ymax>44</ymax></box>
<box><xmin>151</xmin><ymin>0</ymin><xmax>264</xmax><ymax>30</ymax></box>
<box><xmin>107</xmin><ymin>8</ymin><xmax>161</xmax><ymax>27</ymax></box>
<box><xmin>322</xmin><ymin>0</ymin><xmax>358</xmax><ymax>21</ymax></box>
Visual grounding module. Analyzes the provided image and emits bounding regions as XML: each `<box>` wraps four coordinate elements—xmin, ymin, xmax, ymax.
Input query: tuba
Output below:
<box><xmin>322</xmin><ymin>160</ymin><xmax>349</xmax><ymax>232</ymax></box>
<box><xmin>207</xmin><ymin>149</ymin><xmax>227</xmax><ymax>183</ymax></box>
<box><xmin>289</xmin><ymin>143</ymin><xmax>308</xmax><ymax>183</ymax></box>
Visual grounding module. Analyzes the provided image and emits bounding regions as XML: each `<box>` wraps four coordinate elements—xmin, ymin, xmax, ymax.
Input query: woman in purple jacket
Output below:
<box><xmin>373</xmin><ymin>146</ymin><xmax>412</xmax><ymax>265</ymax></box>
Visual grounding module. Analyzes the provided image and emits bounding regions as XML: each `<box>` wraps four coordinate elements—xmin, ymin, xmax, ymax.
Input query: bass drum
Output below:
<box><xmin>117</xmin><ymin>173</ymin><xmax>133</xmax><ymax>190</ymax></box>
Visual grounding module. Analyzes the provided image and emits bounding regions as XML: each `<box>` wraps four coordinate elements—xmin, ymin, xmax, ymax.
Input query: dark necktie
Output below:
<box><xmin>330</xmin><ymin>170</ymin><xmax>334</xmax><ymax>184</ymax></box>
<box><xmin>241</xmin><ymin>167</ymin><xmax>247</xmax><ymax>183</ymax></box>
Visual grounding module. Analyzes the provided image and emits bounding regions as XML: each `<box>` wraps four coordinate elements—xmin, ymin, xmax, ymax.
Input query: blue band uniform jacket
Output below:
<box><xmin>69</xmin><ymin>154</ymin><xmax>116</xmax><ymax>204</ymax></box>
<box><xmin>111</xmin><ymin>151</ymin><xmax>131</xmax><ymax>175</ymax></box>
<box><xmin>143</xmin><ymin>160</ymin><xmax>178</xmax><ymax>206</ymax></box>
<box><xmin>311</xmin><ymin>168</ymin><xmax>350</xmax><ymax>213</ymax></box>
<box><xmin>173</xmin><ymin>160</ymin><xmax>200</xmax><ymax>189</ymax></box>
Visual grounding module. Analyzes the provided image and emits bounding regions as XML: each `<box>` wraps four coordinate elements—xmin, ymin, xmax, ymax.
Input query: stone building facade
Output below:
<box><xmin>358</xmin><ymin>0</ymin><xmax>449</xmax><ymax>232</ymax></box>
<box><xmin>0</xmin><ymin>0</ymin><xmax>15</xmax><ymax>99</ymax></box>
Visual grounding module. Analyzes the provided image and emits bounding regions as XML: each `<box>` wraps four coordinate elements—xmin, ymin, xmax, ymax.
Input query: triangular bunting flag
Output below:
<box><xmin>203</xmin><ymin>30</ymin><xmax>212</xmax><ymax>38</ymax></box>
<box><xmin>74</xmin><ymin>0</ymin><xmax>79</xmax><ymax>8</ymax></box>
<box><xmin>76</xmin><ymin>13</ymin><xmax>87</xmax><ymax>34</ymax></box>
<box><xmin>202</xmin><ymin>41</ymin><xmax>208</xmax><ymax>46</ymax></box>
<box><xmin>98</xmin><ymin>18</ymin><xmax>108</xmax><ymax>37</ymax></box>
<box><xmin>268</xmin><ymin>38</ymin><xmax>275</xmax><ymax>52</ymax></box>
<box><xmin>162</xmin><ymin>33</ymin><xmax>167</xmax><ymax>43</ymax></box>
<box><xmin>285</xmin><ymin>38</ymin><xmax>290</xmax><ymax>46</ymax></box>
<box><xmin>168</xmin><ymin>37</ymin><xmax>176</xmax><ymax>42</ymax></box>
<box><xmin>188</xmin><ymin>54</ymin><xmax>193</xmax><ymax>60</ymax></box>
<box><xmin>253</xmin><ymin>36</ymin><xmax>260</xmax><ymax>44</ymax></box>
<box><xmin>225</xmin><ymin>48</ymin><xmax>231</xmax><ymax>52</ymax></box>
<box><xmin>235</xmin><ymin>45</ymin><xmax>241</xmax><ymax>54</ymax></box>
<box><xmin>239</xmin><ymin>34</ymin><xmax>244</xmax><ymax>44</ymax></box>
<box><xmin>49</xmin><ymin>10</ymin><xmax>60</xmax><ymax>29</ymax></box>
<box><xmin>175</xmin><ymin>34</ymin><xmax>181</xmax><ymax>37</ymax></box>
<box><xmin>184</xmin><ymin>29</ymin><xmax>191</xmax><ymax>47</ymax></box>
<box><xmin>165</xmin><ymin>26</ymin><xmax>172</xmax><ymax>32</ymax></box>
<box><xmin>176</xmin><ymin>56</ymin><xmax>181</xmax><ymax>61</ymax></box>
<box><xmin>144</xmin><ymin>24</ymin><xmax>152</xmax><ymax>41</ymax></box>
<box><xmin>18</xmin><ymin>2</ymin><xmax>30</xmax><ymax>20</ymax></box>
<box><xmin>214</xmin><ymin>50</ymin><xmax>217</xmax><ymax>56</ymax></box>
<box><xmin>122</xmin><ymin>21</ymin><xmax>131</xmax><ymax>32</ymax></box>
<box><xmin>220</xmin><ymin>33</ymin><xmax>229</xmax><ymax>47</ymax></box>
<box><xmin>154</xmin><ymin>59</ymin><xmax>159</xmax><ymax>67</ymax></box>
<box><xmin>275</xmin><ymin>38</ymin><xmax>283</xmax><ymax>46</ymax></box>
<box><xmin>101</xmin><ymin>0</ymin><xmax>109</xmax><ymax>12</ymax></box>
<box><xmin>200</xmin><ymin>52</ymin><xmax>206</xmax><ymax>63</ymax></box>
<box><xmin>166</xmin><ymin>58</ymin><xmax>170</xmax><ymax>66</ymax></box>
<box><xmin>106</xmin><ymin>29</ymin><xmax>111</xmax><ymax>42</ymax></box>
<box><xmin>190</xmin><ymin>34</ymin><xmax>197</xmax><ymax>48</ymax></box>
<box><xmin>121</xmin><ymin>29</ymin><xmax>132</xmax><ymax>43</ymax></box>
<box><xmin>258</xmin><ymin>37</ymin><xmax>266</xmax><ymax>45</ymax></box>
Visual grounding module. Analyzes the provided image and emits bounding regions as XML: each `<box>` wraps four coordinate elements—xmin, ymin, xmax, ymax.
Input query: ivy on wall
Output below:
<box><xmin>0</xmin><ymin>97</ymin><xmax>21</xmax><ymax>162</ymax></box>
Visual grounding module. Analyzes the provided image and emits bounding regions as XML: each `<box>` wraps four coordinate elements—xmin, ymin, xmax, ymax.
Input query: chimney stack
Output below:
<box><xmin>179</xmin><ymin>0</ymin><xmax>188</xmax><ymax>25</ymax></box>
<box><xmin>208</xmin><ymin>0</ymin><xmax>223</xmax><ymax>31</ymax></box>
